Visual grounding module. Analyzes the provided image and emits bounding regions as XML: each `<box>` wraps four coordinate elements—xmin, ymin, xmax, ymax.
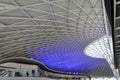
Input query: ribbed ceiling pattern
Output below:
<box><xmin>0</xmin><ymin>0</ymin><xmax>114</xmax><ymax>77</ymax></box>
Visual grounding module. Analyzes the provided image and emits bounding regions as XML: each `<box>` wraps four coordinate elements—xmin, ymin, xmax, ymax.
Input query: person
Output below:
<box><xmin>26</xmin><ymin>72</ymin><xmax>29</xmax><ymax>77</ymax></box>
<box><xmin>32</xmin><ymin>70</ymin><xmax>35</xmax><ymax>77</ymax></box>
<box><xmin>15</xmin><ymin>72</ymin><xmax>21</xmax><ymax>76</ymax></box>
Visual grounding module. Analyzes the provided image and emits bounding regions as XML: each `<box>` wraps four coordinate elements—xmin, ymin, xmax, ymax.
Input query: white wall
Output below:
<box><xmin>0</xmin><ymin>62</ymin><xmax>38</xmax><ymax>70</ymax></box>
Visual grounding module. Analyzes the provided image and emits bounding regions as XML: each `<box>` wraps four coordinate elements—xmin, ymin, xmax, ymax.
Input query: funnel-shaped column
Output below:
<box><xmin>84</xmin><ymin>36</ymin><xmax>119</xmax><ymax>78</ymax></box>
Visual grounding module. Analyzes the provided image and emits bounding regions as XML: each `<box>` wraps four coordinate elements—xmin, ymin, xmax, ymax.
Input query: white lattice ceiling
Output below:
<box><xmin>0</xmin><ymin>0</ymin><xmax>114</xmax><ymax>77</ymax></box>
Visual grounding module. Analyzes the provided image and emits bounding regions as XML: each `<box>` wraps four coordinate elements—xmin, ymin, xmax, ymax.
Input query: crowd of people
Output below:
<box><xmin>14</xmin><ymin>70</ymin><xmax>35</xmax><ymax>77</ymax></box>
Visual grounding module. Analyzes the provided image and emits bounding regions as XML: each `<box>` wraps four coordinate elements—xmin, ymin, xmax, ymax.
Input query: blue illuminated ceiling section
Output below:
<box><xmin>29</xmin><ymin>38</ymin><xmax>108</xmax><ymax>74</ymax></box>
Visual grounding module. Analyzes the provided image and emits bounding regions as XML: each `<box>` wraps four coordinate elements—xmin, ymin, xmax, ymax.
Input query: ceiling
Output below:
<box><xmin>0</xmin><ymin>0</ymin><xmax>115</xmax><ymax>77</ymax></box>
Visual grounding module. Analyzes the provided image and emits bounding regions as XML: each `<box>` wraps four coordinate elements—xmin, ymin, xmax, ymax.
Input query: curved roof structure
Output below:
<box><xmin>0</xmin><ymin>0</ymin><xmax>115</xmax><ymax>77</ymax></box>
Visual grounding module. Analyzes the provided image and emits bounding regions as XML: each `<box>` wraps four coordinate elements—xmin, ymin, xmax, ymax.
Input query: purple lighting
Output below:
<box><xmin>28</xmin><ymin>38</ymin><xmax>109</xmax><ymax>74</ymax></box>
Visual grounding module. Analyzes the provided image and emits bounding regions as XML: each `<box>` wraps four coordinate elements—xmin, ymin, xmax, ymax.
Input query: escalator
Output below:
<box><xmin>0</xmin><ymin>69</ymin><xmax>8</xmax><ymax>77</ymax></box>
